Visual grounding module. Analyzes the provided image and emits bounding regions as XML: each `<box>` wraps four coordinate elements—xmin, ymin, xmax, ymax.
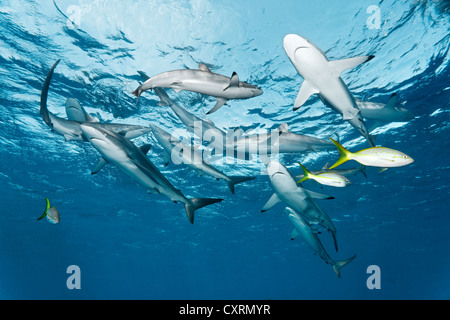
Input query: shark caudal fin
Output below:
<box><xmin>329</xmin><ymin>138</ymin><xmax>353</xmax><ymax>169</ymax></box>
<box><xmin>297</xmin><ymin>162</ymin><xmax>312</xmax><ymax>183</ymax></box>
<box><xmin>332</xmin><ymin>255</ymin><xmax>357</xmax><ymax>278</ymax></box>
<box><xmin>225</xmin><ymin>176</ymin><xmax>256</xmax><ymax>194</ymax></box>
<box><xmin>185</xmin><ymin>198</ymin><xmax>223</xmax><ymax>224</ymax></box>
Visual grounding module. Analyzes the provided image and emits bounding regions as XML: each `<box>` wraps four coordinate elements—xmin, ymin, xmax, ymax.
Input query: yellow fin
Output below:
<box><xmin>297</xmin><ymin>162</ymin><xmax>311</xmax><ymax>183</ymax></box>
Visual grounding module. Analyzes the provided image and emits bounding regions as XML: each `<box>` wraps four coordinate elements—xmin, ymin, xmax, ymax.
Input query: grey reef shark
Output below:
<box><xmin>132</xmin><ymin>63</ymin><xmax>263</xmax><ymax>114</ymax></box>
<box><xmin>80</xmin><ymin>123</ymin><xmax>223</xmax><ymax>224</ymax></box>
<box><xmin>287</xmin><ymin>207</ymin><xmax>356</xmax><ymax>278</ymax></box>
<box><xmin>40</xmin><ymin>60</ymin><xmax>152</xmax><ymax>142</ymax></box>
<box><xmin>283</xmin><ymin>34</ymin><xmax>376</xmax><ymax>147</ymax></box>
<box><xmin>261</xmin><ymin>160</ymin><xmax>339</xmax><ymax>252</ymax></box>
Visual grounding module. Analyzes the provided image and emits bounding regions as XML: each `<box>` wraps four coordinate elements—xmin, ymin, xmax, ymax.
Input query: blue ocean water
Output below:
<box><xmin>0</xmin><ymin>0</ymin><xmax>449</xmax><ymax>300</ymax></box>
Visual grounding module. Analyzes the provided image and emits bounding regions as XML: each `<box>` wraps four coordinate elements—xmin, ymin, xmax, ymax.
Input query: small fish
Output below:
<box><xmin>37</xmin><ymin>198</ymin><xmax>60</xmax><ymax>224</ymax></box>
<box><xmin>297</xmin><ymin>162</ymin><xmax>351</xmax><ymax>188</ymax></box>
<box><xmin>329</xmin><ymin>138</ymin><xmax>414</xmax><ymax>169</ymax></box>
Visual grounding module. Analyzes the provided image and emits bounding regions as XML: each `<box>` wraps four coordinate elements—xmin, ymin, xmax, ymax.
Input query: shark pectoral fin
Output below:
<box><xmin>147</xmin><ymin>188</ymin><xmax>160</xmax><ymax>194</ymax></box>
<box><xmin>303</xmin><ymin>188</ymin><xmax>335</xmax><ymax>200</ymax></box>
<box><xmin>223</xmin><ymin>72</ymin><xmax>239</xmax><ymax>91</ymax></box>
<box><xmin>163</xmin><ymin>150</ymin><xmax>171</xmax><ymax>166</ymax></box>
<box><xmin>206</xmin><ymin>97</ymin><xmax>228</xmax><ymax>114</ymax></box>
<box><xmin>63</xmin><ymin>133</ymin><xmax>74</xmax><ymax>141</ymax></box>
<box><xmin>293</xmin><ymin>80</ymin><xmax>319</xmax><ymax>111</ymax></box>
<box><xmin>328</xmin><ymin>55</ymin><xmax>375</xmax><ymax>76</ymax></box>
<box><xmin>277</xmin><ymin>122</ymin><xmax>290</xmax><ymax>133</ymax></box>
<box><xmin>91</xmin><ymin>157</ymin><xmax>108</xmax><ymax>175</ymax></box>
<box><xmin>139</xmin><ymin>144</ymin><xmax>152</xmax><ymax>155</ymax></box>
<box><xmin>198</xmin><ymin>63</ymin><xmax>212</xmax><ymax>73</ymax></box>
<box><xmin>261</xmin><ymin>193</ymin><xmax>282</xmax><ymax>212</ymax></box>
<box><xmin>342</xmin><ymin>107</ymin><xmax>361</xmax><ymax>121</ymax></box>
<box><xmin>290</xmin><ymin>228</ymin><xmax>300</xmax><ymax>240</ymax></box>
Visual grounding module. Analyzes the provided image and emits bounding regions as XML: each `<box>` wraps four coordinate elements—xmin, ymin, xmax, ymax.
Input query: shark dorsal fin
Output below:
<box><xmin>277</xmin><ymin>123</ymin><xmax>290</xmax><ymax>133</ymax></box>
<box><xmin>139</xmin><ymin>144</ymin><xmax>151</xmax><ymax>155</ymax></box>
<box><xmin>198</xmin><ymin>63</ymin><xmax>212</xmax><ymax>73</ymax></box>
<box><xmin>223</xmin><ymin>72</ymin><xmax>239</xmax><ymax>91</ymax></box>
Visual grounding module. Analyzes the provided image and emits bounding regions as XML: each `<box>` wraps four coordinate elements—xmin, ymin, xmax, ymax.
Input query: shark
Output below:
<box><xmin>356</xmin><ymin>93</ymin><xmax>414</xmax><ymax>122</ymax></box>
<box><xmin>148</xmin><ymin>123</ymin><xmax>255</xmax><ymax>194</ymax></box>
<box><xmin>40</xmin><ymin>60</ymin><xmax>152</xmax><ymax>142</ymax></box>
<box><xmin>283</xmin><ymin>34</ymin><xmax>376</xmax><ymax>147</ymax></box>
<box><xmin>80</xmin><ymin>123</ymin><xmax>223</xmax><ymax>224</ymax></box>
<box><xmin>287</xmin><ymin>207</ymin><xmax>356</xmax><ymax>278</ymax></box>
<box><xmin>132</xmin><ymin>63</ymin><xmax>263</xmax><ymax>114</ymax></box>
<box><xmin>261</xmin><ymin>160</ymin><xmax>339</xmax><ymax>251</ymax></box>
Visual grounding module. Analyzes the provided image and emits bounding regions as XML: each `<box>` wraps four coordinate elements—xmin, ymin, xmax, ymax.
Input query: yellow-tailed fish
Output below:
<box><xmin>297</xmin><ymin>162</ymin><xmax>351</xmax><ymax>187</ymax></box>
<box><xmin>329</xmin><ymin>138</ymin><xmax>414</xmax><ymax>169</ymax></box>
<box><xmin>37</xmin><ymin>198</ymin><xmax>60</xmax><ymax>224</ymax></box>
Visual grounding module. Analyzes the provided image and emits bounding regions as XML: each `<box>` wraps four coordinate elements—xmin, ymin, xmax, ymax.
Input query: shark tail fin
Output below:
<box><xmin>37</xmin><ymin>198</ymin><xmax>51</xmax><ymax>220</ymax></box>
<box><xmin>225</xmin><ymin>176</ymin><xmax>256</xmax><ymax>195</ymax></box>
<box><xmin>329</xmin><ymin>138</ymin><xmax>353</xmax><ymax>169</ymax></box>
<box><xmin>297</xmin><ymin>162</ymin><xmax>312</xmax><ymax>183</ymax></box>
<box><xmin>185</xmin><ymin>198</ymin><xmax>223</xmax><ymax>224</ymax></box>
<box><xmin>332</xmin><ymin>255</ymin><xmax>357</xmax><ymax>278</ymax></box>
